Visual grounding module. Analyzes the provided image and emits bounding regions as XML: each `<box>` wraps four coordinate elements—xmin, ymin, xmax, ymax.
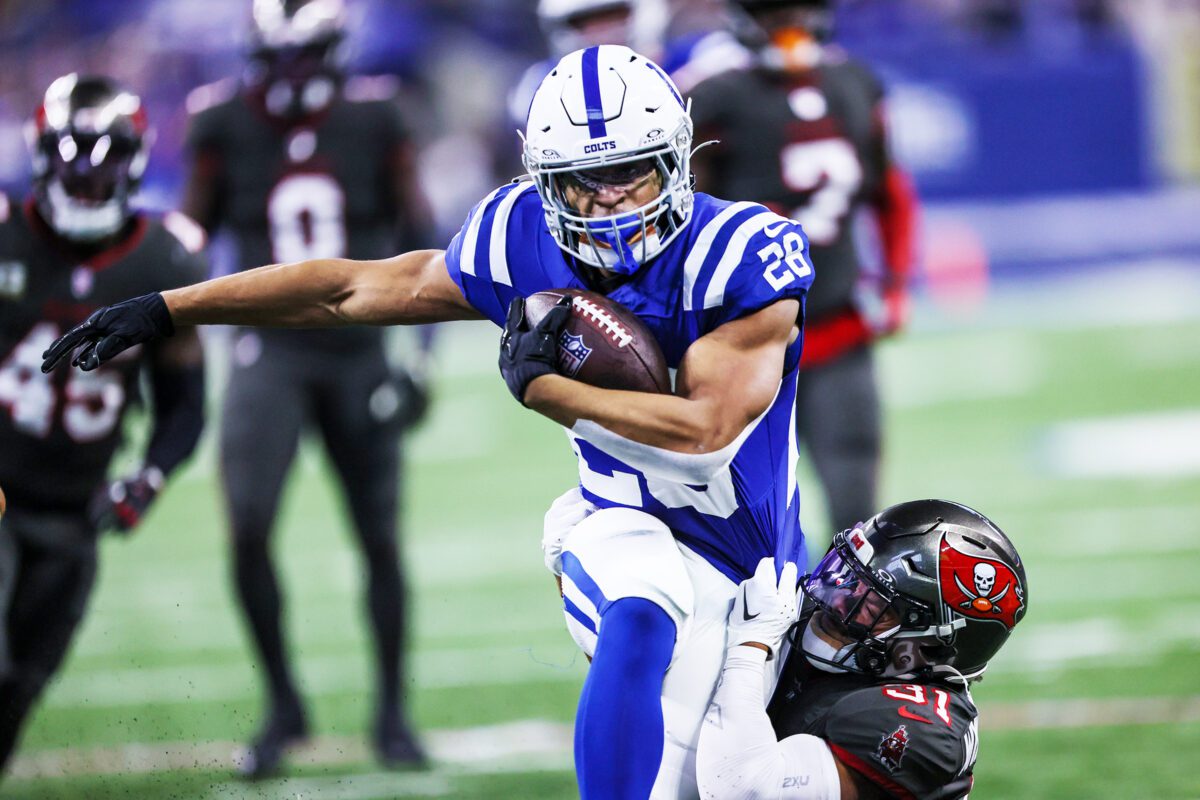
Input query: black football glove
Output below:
<box><xmin>498</xmin><ymin>295</ymin><xmax>571</xmax><ymax>405</ymax></box>
<box><xmin>41</xmin><ymin>293</ymin><xmax>174</xmax><ymax>373</ymax></box>
<box><xmin>88</xmin><ymin>467</ymin><xmax>164</xmax><ymax>535</ymax></box>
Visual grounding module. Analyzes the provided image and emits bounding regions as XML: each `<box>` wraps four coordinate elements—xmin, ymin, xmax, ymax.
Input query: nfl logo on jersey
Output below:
<box><xmin>557</xmin><ymin>331</ymin><xmax>593</xmax><ymax>377</ymax></box>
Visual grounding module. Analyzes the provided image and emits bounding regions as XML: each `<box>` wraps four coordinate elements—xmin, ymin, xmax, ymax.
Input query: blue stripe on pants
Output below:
<box><xmin>562</xmin><ymin>551</ymin><xmax>611</xmax><ymax>616</ymax></box>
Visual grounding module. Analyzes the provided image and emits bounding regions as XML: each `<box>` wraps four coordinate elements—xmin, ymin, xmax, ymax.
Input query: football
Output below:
<box><xmin>0</xmin><ymin>483</ymin><xmax>5</xmax><ymax>520</ymax></box>
<box><xmin>524</xmin><ymin>289</ymin><xmax>671</xmax><ymax>394</ymax></box>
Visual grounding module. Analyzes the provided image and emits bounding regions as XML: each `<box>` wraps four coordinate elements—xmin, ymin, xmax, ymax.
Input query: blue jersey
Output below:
<box><xmin>445</xmin><ymin>184</ymin><xmax>814</xmax><ymax>581</ymax></box>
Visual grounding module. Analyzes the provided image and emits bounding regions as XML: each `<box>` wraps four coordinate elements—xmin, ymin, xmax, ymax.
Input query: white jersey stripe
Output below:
<box><xmin>682</xmin><ymin>201</ymin><xmax>759</xmax><ymax>312</ymax></box>
<box><xmin>488</xmin><ymin>182</ymin><xmax>536</xmax><ymax>287</ymax></box>
<box><xmin>458</xmin><ymin>184</ymin><xmax>510</xmax><ymax>277</ymax></box>
<box><xmin>703</xmin><ymin>211</ymin><xmax>791</xmax><ymax>309</ymax></box>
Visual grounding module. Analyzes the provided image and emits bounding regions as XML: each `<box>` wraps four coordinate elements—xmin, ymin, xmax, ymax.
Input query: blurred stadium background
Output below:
<box><xmin>3</xmin><ymin>0</ymin><xmax>1200</xmax><ymax>797</ymax></box>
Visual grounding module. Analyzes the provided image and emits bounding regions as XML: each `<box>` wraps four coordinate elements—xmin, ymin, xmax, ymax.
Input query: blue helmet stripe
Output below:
<box><xmin>581</xmin><ymin>46</ymin><xmax>608</xmax><ymax>139</ymax></box>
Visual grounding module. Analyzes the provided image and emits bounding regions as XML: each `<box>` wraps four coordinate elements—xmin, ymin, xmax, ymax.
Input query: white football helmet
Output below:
<box><xmin>523</xmin><ymin>45</ymin><xmax>694</xmax><ymax>274</ymax></box>
<box><xmin>538</xmin><ymin>0</ymin><xmax>668</xmax><ymax>57</ymax></box>
<box><xmin>251</xmin><ymin>0</ymin><xmax>346</xmax><ymax>50</ymax></box>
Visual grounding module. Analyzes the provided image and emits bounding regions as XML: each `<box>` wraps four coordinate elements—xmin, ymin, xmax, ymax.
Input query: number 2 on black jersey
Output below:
<box><xmin>780</xmin><ymin>138</ymin><xmax>863</xmax><ymax>247</ymax></box>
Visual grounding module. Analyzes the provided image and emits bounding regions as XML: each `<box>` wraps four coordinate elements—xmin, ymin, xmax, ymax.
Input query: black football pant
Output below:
<box><xmin>218</xmin><ymin>335</ymin><xmax>410</xmax><ymax>728</ymax></box>
<box><xmin>0</xmin><ymin>511</ymin><xmax>97</xmax><ymax>773</ymax></box>
<box><xmin>796</xmin><ymin>345</ymin><xmax>882</xmax><ymax>537</ymax></box>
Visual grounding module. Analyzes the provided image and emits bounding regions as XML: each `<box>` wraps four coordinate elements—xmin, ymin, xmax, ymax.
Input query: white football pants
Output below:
<box><xmin>558</xmin><ymin>505</ymin><xmax>740</xmax><ymax>800</ymax></box>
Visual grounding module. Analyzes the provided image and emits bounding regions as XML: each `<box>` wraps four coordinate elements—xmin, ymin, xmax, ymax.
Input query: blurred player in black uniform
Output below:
<box><xmin>699</xmin><ymin>500</ymin><xmax>1027</xmax><ymax>799</ymax></box>
<box><xmin>181</xmin><ymin>0</ymin><xmax>432</xmax><ymax>777</ymax></box>
<box><xmin>0</xmin><ymin>74</ymin><xmax>207</xmax><ymax>773</ymax></box>
<box><xmin>689</xmin><ymin>0</ymin><xmax>918</xmax><ymax>534</ymax></box>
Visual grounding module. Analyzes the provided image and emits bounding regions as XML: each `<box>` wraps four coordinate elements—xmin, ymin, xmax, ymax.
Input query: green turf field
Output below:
<box><xmin>5</xmin><ymin>286</ymin><xmax>1200</xmax><ymax>799</ymax></box>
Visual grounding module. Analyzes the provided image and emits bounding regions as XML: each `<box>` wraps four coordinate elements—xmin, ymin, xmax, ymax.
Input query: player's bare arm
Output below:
<box><xmin>523</xmin><ymin>298</ymin><xmax>799</xmax><ymax>454</ymax></box>
<box><xmin>42</xmin><ymin>250</ymin><xmax>482</xmax><ymax>372</ymax></box>
<box><xmin>164</xmin><ymin>250</ymin><xmax>481</xmax><ymax>327</ymax></box>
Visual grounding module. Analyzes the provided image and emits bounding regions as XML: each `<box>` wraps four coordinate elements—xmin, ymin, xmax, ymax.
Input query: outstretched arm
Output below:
<box><xmin>164</xmin><ymin>249</ymin><xmax>480</xmax><ymax>327</ymax></box>
<box><xmin>43</xmin><ymin>250</ymin><xmax>482</xmax><ymax>372</ymax></box>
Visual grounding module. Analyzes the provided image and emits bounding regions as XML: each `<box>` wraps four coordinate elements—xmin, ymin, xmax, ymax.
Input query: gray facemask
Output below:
<box><xmin>800</xmin><ymin>619</ymin><xmax>857</xmax><ymax>673</ymax></box>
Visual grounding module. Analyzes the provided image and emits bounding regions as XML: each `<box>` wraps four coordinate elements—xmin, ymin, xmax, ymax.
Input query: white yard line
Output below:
<box><xmin>998</xmin><ymin>504</ymin><xmax>1200</xmax><ymax>558</ymax></box>
<box><xmin>10</xmin><ymin>698</ymin><xmax>1200</xmax><ymax>785</ymax></box>
<box><xmin>204</xmin><ymin>770</ymin><xmax>457</xmax><ymax>799</ymax></box>
<box><xmin>991</xmin><ymin>604</ymin><xmax>1200</xmax><ymax>676</ymax></box>
<box><xmin>1039</xmin><ymin>410</ymin><xmax>1200</xmax><ymax>479</ymax></box>
<box><xmin>1017</xmin><ymin>559</ymin><xmax>1200</xmax><ymax>606</ymax></box>
<box><xmin>877</xmin><ymin>329</ymin><xmax>1044</xmax><ymax>410</ymax></box>
<box><xmin>8</xmin><ymin>719</ymin><xmax>573</xmax><ymax>782</ymax></box>
<box><xmin>979</xmin><ymin>695</ymin><xmax>1200</xmax><ymax>731</ymax></box>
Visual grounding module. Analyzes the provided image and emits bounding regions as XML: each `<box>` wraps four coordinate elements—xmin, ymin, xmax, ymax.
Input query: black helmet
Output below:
<box><xmin>731</xmin><ymin>0</ymin><xmax>834</xmax><ymax>69</ymax></box>
<box><xmin>733</xmin><ymin>0</ymin><xmax>831</xmax><ymax>13</ymax></box>
<box><xmin>247</xmin><ymin>0</ymin><xmax>347</xmax><ymax>117</ymax></box>
<box><xmin>798</xmin><ymin>499</ymin><xmax>1028</xmax><ymax>682</ymax></box>
<box><xmin>28</xmin><ymin>74</ymin><xmax>151</xmax><ymax>242</ymax></box>
<box><xmin>732</xmin><ymin>0</ymin><xmax>832</xmax><ymax>25</ymax></box>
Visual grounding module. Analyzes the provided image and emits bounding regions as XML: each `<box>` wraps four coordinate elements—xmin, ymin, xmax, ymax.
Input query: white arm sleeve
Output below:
<box><xmin>698</xmin><ymin>647</ymin><xmax>842</xmax><ymax>800</ymax></box>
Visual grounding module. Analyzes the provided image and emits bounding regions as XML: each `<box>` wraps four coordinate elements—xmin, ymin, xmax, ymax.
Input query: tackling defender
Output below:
<box><xmin>698</xmin><ymin>500</ymin><xmax>1027</xmax><ymax>799</ymax></box>
<box><xmin>0</xmin><ymin>75</ymin><xmax>206</xmax><ymax>773</ymax></box>
<box><xmin>43</xmin><ymin>46</ymin><xmax>813</xmax><ymax>798</ymax></box>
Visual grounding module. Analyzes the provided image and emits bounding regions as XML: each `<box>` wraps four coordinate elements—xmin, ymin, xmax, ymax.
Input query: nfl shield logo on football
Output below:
<box><xmin>557</xmin><ymin>331</ymin><xmax>592</xmax><ymax>377</ymax></box>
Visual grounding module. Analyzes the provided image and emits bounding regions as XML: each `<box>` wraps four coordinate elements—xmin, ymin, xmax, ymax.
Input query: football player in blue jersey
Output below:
<box><xmin>43</xmin><ymin>45</ymin><xmax>815</xmax><ymax>799</ymax></box>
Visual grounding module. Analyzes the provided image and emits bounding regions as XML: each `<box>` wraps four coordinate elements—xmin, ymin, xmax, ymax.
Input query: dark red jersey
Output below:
<box><xmin>0</xmin><ymin>197</ymin><xmax>206</xmax><ymax>511</ymax></box>
<box><xmin>184</xmin><ymin>77</ymin><xmax>418</xmax><ymax>353</ymax></box>
<box><xmin>770</xmin><ymin>664</ymin><xmax>978</xmax><ymax>800</ymax></box>
<box><xmin>690</xmin><ymin>52</ymin><xmax>918</xmax><ymax>364</ymax></box>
